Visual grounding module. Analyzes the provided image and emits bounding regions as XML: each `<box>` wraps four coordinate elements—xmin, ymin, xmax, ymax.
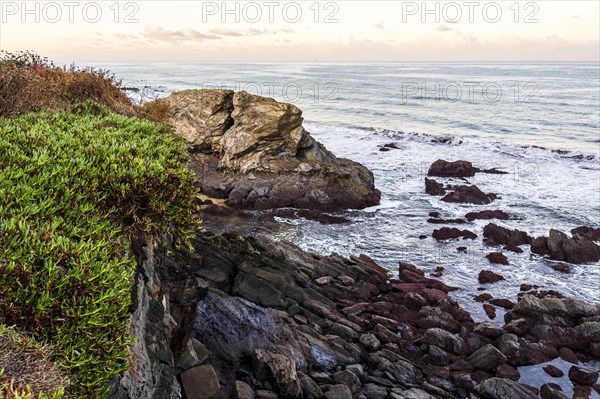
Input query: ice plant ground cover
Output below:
<box><xmin>0</xmin><ymin>102</ymin><xmax>201</xmax><ymax>398</ymax></box>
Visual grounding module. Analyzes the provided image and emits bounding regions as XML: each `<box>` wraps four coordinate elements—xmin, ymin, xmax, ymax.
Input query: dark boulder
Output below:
<box><xmin>475</xmin><ymin>378</ymin><xmax>537</xmax><ymax>399</ymax></box>
<box><xmin>427</xmin><ymin>218</ymin><xmax>466</xmax><ymax>224</ymax></box>
<box><xmin>535</xmin><ymin>229</ymin><xmax>600</xmax><ymax>264</ymax></box>
<box><xmin>442</xmin><ymin>185</ymin><xmax>497</xmax><ymax>205</ymax></box>
<box><xmin>478</xmin><ymin>270</ymin><xmax>505</xmax><ymax>284</ymax></box>
<box><xmin>531</xmin><ymin>237</ymin><xmax>551</xmax><ymax>256</ymax></box>
<box><xmin>425</xmin><ymin>178</ymin><xmax>446</xmax><ymax>195</ymax></box>
<box><xmin>569</xmin><ymin>366</ymin><xmax>599</xmax><ymax>386</ymax></box>
<box><xmin>428</xmin><ymin>159</ymin><xmax>478</xmax><ymax>178</ymax></box>
<box><xmin>432</xmin><ymin>227</ymin><xmax>477</xmax><ymax>241</ymax></box>
<box><xmin>465</xmin><ymin>210</ymin><xmax>510</xmax><ymax>221</ymax></box>
<box><xmin>483</xmin><ymin>224</ymin><xmax>532</xmax><ymax>252</ymax></box>
<box><xmin>571</xmin><ymin>226</ymin><xmax>600</xmax><ymax>242</ymax></box>
<box><xmin>486</xmin><ymin>252</ymin><xmax>509</xmax><ymax>265</ymax></box>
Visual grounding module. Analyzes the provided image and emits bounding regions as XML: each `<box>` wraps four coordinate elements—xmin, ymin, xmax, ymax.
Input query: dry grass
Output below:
<box><xmin>0</xmin><ymin>328</ymin><xmax>69</xmax><ymax>398</ymax></box>
<box><xmin>0</xmin><ymin>51</ymin><xmax>134</xmax><ymax>118</ymax></box>
<box><xmin>136</xmin><ymin>99</ymin><xmax>172</xmax><ymax>123</ymax></box>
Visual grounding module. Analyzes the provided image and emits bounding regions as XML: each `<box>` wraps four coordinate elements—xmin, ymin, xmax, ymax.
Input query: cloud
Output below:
<box><xmin>248</xmin><ymin>28</ymin><xmax>269</xmax><ymax>36</ymax></box>
<box><xmin>209</xmin><ymin>27</ymin><xmax>244</xmax><ymax>37</ymax></box>
<box><xmin>115</xmin><ymin>33</ymin><xmax>138</xmax><ymax>41</ymax></box>
<box><xmin>571</xmin><ymin>15</ymin><xmax>581</xmax><ymax>19</ymax></box>
<box><xmin>373</xmin><ymin>21</ymin><xmax>385</xmax><ymax>30</ymax></box>
<box><xmin>143</xmin><ymin>25</ymin><xmax>219</xmax><ymax>43</ymax></box>
<box><xmin>437</xmin><ymin>25</ymin><xmax>454</xmax><ymax>32</ymax></box>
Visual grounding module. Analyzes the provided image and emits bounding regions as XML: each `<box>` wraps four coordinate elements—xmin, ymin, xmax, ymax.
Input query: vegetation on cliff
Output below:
<box><xmin>0</xmin><ymin>53</ymin><xmax>201</xmax><ymax>398</ymax></box>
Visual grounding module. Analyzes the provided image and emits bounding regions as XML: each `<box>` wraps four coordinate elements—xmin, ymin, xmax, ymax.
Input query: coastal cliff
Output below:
<box><xmin>1</xmin><ymin>61</ymin><xmax>598</xmax><ymax>399</ymax></box>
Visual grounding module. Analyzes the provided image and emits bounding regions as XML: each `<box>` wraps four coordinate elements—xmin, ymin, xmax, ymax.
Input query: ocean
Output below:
<box><xmin>96</xmin><ymin>62</ymin><xmax>600</xmax><ymax>319</ymax></box>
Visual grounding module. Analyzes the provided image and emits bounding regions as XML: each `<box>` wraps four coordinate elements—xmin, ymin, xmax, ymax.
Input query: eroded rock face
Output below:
<box><xmin>163</xmin><ymin>89</ymin><xmax>234</xmax><ymax>152</ymax></box>
<box><xmin>162</xmin><ymin>90</ymin><xmax>381</xmax><ymax>211</ymax></box>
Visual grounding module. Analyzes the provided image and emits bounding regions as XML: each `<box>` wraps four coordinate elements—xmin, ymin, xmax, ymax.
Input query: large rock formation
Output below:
<box><xmin>162</xmin><ymin>90</ymin><xmax>380</xmax><ymax>211</ymax></box>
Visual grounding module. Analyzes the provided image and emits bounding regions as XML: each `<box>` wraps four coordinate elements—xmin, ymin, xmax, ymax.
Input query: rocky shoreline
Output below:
<box><xmin>109</xmin><ymin>230</ymin><xmax>600</xmax><ymax>399</ymax></box>
<box><xmin>107</xmin><ymin>90</ymin><xmax>600</xmax><ymax>399</ymax></box>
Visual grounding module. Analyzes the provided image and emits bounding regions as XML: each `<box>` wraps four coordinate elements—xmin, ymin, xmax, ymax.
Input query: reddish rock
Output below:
<box><xmin>427</xmin><ymin>218</ymin><xmax>466</xmax><ymax>224</ymax></box>
<box><xmin>391</xmin><ymin>283</ymin><xmax>426</xmax><ymax>293</ymax></box>
<box><xmin>489</xmin><ymin>299</ymin><xmax>514</xmax><ymax>309</ymax></box>
<box><xmin>543</xmin><ymin>365</ymin><xmax>564</xmax><ymax>377</ymax></box>
<box><xmin>465</xmin><ymin>210</ymin><xmax>510</xmax><ymax>222</ymax></box>
<box><xmin>483</xmin><ymin>304</ymin><xmax>497</xmax><ymax>319</ymax></box>
<box><xmin>559</xmin><ymin>347</ymin><xmax>579</xmax><ymax>364</ymax></box>
<box><xmin>474</xmin><ymin>293</ymin><xmax>493</xmax><ymax>302</ymax></box>
<box><xmin>540</xmin><ymin>383</ymin><xmax>569</xmax><ymax>399</ymax></box>
<box><xmin>569</xmin><ymin>365</ymin><xmax>599</xmax><ymax>386</ymax></box>
<box><xmin>478</xmin><ymin>270</ymin><xmax>505</xmax><ymax>284</ymax></box>
<box><xmin>483</xmin><ymin>223</ymin><xmax>532</xmax><ymax>252</ymax></box>
<box><xmin>531</xmin><ymin>236</ymin><xmax>551</xmax><ymax>256</ymax></box>
<box><xmin>573</xmin><ymin>385</ymin><xmax>592</xmax><ymax>399</ymax></box>
<box><xmin>432</xmin><ymin>227</ymin><xmax>477</xmax><ymax>241</ymax></box>
<box><xmin>496</xmin><ymin>364</ymin><xmax>520</xmax><ymax>381</ymax></box>
<box><xmin>486</xmin><ymin>252</ymin><xmax>509</xmax><ymax>265</ymax></box>
<box><xmin>297</xmin><ymin>209</ymin><xmax>350</xmax><ymax>224</ymax></box>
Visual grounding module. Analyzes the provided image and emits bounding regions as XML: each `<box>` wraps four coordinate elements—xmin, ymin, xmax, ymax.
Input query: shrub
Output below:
<box><xmin>137</xmin><ymin>99</ymin><xmax>172</xmax><ymax>123</ymax></box>
<box><xmin>0</xmin><ymin>51</ymin><xmax>134</xmax><ymax>118</ymax></box>
<box><xmin>0</xmin><ymin>102</ymin><xmax>201</xmax><ymax>397</ymax></box>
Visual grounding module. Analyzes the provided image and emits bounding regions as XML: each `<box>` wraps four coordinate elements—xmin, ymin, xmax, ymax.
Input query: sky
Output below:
<box><xmin>0</xmin><ymin>0</ymin><xmax>599</xmax><ymax>62</ymax></box>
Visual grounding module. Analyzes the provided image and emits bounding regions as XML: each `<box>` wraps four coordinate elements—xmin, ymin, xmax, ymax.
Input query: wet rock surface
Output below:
<box><xmin>164</xmin><ymin>90</ymin><xmax>381</xmax><ymax>211</ymax></box>
<box><xmin>432</xmin><ymin>227</ymin><xmax>477</xmax><ymax>241</ymax></box>
<box><xmin>441</xmin><ymin>185</ymin><xmax>497</xmax><ymax>205</ymax></box>
<box><xmin>109</xmin><ymin>230</ymin><xmax>600</xmax><ymax>399</ymax></box>
<box><xmin>532</xmin><ymin>229</ymin><xmax>600</xmax><ymax>264</ymax></box>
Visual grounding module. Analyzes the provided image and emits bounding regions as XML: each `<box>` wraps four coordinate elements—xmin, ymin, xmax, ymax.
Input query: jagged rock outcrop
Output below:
<box><xmin>531</xmin><ymin>228</ymin><xmax>600</xmax><ymax>264</ymax></box>
<box><xmin>108</xmin><ymin>230</ymin><xmax>600</xmax><ymax>399</ymax></box>
<box><xmin>162</xmin><ymin>90</ymin><xmax>380</xmax><ymax>211</ymax></box>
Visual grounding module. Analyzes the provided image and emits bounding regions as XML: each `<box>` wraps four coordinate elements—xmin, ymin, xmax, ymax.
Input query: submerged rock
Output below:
<box><xmin>163</xmin><ymin>90</ymin><xmax>381</xmax><ymax>211</ymax></box>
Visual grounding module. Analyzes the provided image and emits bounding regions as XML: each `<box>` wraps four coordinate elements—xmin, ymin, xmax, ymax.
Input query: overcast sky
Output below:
<box><xmin>1</xmin><ymin>1</ymin><xmax>598</xmax><ymax>62</ymax></box>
